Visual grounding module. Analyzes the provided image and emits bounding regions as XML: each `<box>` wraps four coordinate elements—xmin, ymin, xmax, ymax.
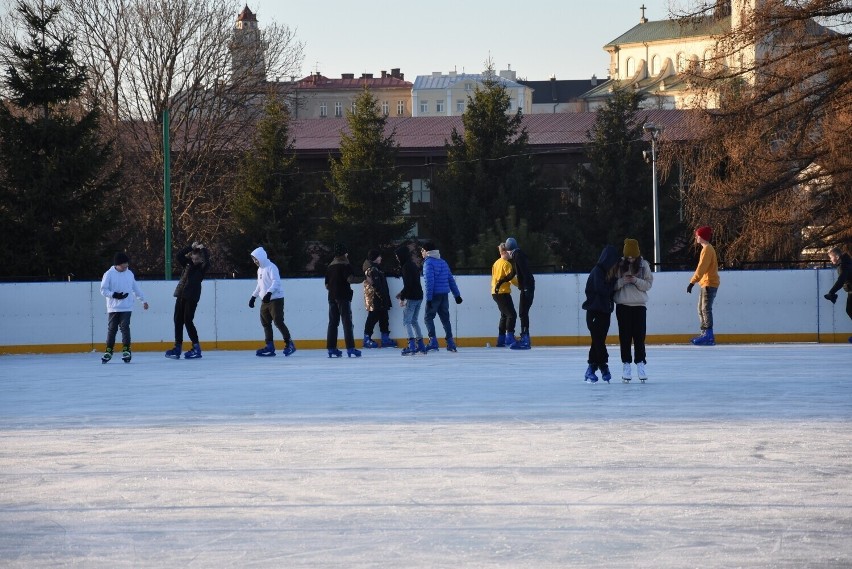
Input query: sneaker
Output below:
<box><xmin>101</xmin><ymin>348</ymin><xmax>113</xmax><ymax>364</ymax></box>
<box><xmin>165</xmin><ymin>345</ymin><xmax>181</xmax><ymax>359</ymax></box>
<box><xmin>622</xmin><ymin>362</ymin><xmax>632</xmax><ymax>382</ymax></box>
<box><xmin>636</xmin><ymin>362</ymin><xmax>648</xmax><ymax>381</ymax></box>
<box><xmin>282</xmin><ymin>341</ymin><xmax>296</xmax><ymax>356</ymax></box>
<box><xmin>184</xmin><ymin>344</ymin><xmax>202</xmax><ymax>359</ymax></box>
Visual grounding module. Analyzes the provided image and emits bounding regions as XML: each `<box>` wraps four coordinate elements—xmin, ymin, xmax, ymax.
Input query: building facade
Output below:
<box><xmin>411</xmin><ymin>71</ymin><xmax>533</xmax><ymax>117</ymax></box>
<box><xmin>287</xmin><ymin>69</ymin><xmax>413</xmax><ymax>119</ymax></box>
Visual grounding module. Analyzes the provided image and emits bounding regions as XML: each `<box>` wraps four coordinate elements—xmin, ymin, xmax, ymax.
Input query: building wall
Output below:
<box><xmin>291</xmin><ymin>86</ymin><xmax>412</xmax><ymax>119</ymax></box>
<box><xmin>1</xmin><ymin>269</ymin><xmax>848</xmax><ymax>354</ymax></box>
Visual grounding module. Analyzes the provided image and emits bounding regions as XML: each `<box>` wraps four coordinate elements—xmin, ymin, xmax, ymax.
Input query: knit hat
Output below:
<box><xmin>505</xmin><ymin>237</ymin><xmax>518</xmax><ymax>251</ymax></box>
<box><xmin>623</xmin><ymin>238</ymin><xmax>640</xmax><ymax>258</ymax></box>
<box><xmin>113</xmin><ymin>252</ymin><xmax>130</xmax><ymax>266</ymax></box>
<box><xmin>333</xmin><ymin>242</ymin><xmax>347</xmax><ymax>257</ymax></box>
<box><xmin>367</xmin><ymin>249</ymin><xmax>381</xmax><ymax>262</ymax></box>
<box><xmin>696</xmin><ymin>226</ymin><xmax>713</xmax><ymax>241</ymax></box>
<box><xmin>421</xmin><ymin>241</ymin><xmax>436</xmax><ymax>252</ymax></box>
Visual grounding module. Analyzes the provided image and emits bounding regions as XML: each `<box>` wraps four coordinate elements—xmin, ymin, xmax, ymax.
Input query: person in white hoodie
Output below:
<box><xmin>249</xmin><ymin>246</ymin><xmax>295</xmax><ymax>357</ymax></box>
<box><xmin>99</xmin><ymin>252</ymin><xmax>149</xmax><ymax>363</ymax></box>
<box><xmin>613</xmin><ymin>238</ymin><xmax>653</xmax><ymax>382</ymax></box>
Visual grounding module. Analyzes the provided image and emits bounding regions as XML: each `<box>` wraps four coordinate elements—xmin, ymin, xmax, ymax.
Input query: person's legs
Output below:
<box><xmin>633</xmin><ymin>305</ymin><xmax>648</xmax><ymax>363</ymax></box>
<box><xmin>327</xmin><ymin>300</ymin><xmax>341</xmax><ymax>350</ymax></box>
<box><xmin>106</xmin><ymin>312</ymin><xmax>120</xmax><ymax>349</ymax></box>
<box><xmin>518</xmin><ymin>288</ymin><xmax>535</xmax><ymax>335</ymax></box>
<box><xmin>364</xmin><ymin>311</ymin><xmax>379</xmax><ymax>336</ymax></box>
<box><xmin>435</xmin><ymin>294</ymin><xmax>452</xmax><ymax>338</ymax></box>
<box><xmin>269</xmin><ymin>298</ymin><xmax>291</xmax><ymax>342</ymax></box>
<box><xmin>339</xmin><ymin>300</ymin><xmax>355</xmax><ymax>349</ymax></box>
<box><xmin>173</xmin><ymin>299</ymin><xmax>185</xmax><ymax>346</ymax></box>
<box><xmin>586</xmin><ymin>310</ymin><xmax>610</xmax><ymax>366</ymax></box>
<box><xmin>260</xmin><ymin>302</ymin><xmax>274</xmax><ymax>343</ymax></box>
<box><xmin>616</xmin><ymin>303</ymin><xmax>633</xmax><ymax>363</ymax></box>
<box><xmin>183</xmin><ymin>299</ymin><xmax>199</xmax><ymax>345</ymax></box>
<box><xmin>118</xmin><ymin>312</ymin><xmax>132</xmax><ymax>347</ymax></box>
<box><xmin>424</xmin><ymin>299</ymin><xmax>437</xmax><ymax>338</ymax></box>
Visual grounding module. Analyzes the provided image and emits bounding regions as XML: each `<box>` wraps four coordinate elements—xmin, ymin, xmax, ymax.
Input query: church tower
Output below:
<box><xmin>230</xmin><ymin>5</ymin><xmax>266</xmax><ymax>84</ymax></box>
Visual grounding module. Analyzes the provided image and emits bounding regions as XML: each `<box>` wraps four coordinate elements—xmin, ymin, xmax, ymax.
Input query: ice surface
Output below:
<box><xmin>1</xmin><ymin>344</ymin><xmax>851</xmax><ymax>567</ymax></box>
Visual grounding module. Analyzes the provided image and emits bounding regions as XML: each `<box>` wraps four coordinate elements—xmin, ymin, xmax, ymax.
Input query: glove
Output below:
<box><xmin>111</xmin><ymin>292</ymin><xmax>128</xmax><ymax>299</ymax></box>
<box><xmin>686</xmin><ymin>283</ymin><xmax>694</xmax><ymax>294</ymax></box>
<box><xmin>824</xmin><ymin>293</ymin><xmax>838</xmax><ymax>304</ymax></box>
<box><xmin>248</xmin><ymin>296</ymin><xmax>256</xmax><ymax>308</ymax></box>
<box><xmin>455</xmin><ymin>296</ymin><xmax>463</xmax><ymax>304</ymax></box>
<box><xmin>262</xmin><ymin>292</ymin><xmax>272</xmax><ymax>303</ymax></box>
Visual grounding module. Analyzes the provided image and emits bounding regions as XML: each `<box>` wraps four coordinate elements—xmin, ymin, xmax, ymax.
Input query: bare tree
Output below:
<box><xmin>47</xmin><ymin>0</ymin><xmax>305</xmax><ymax>274</ymax></box>
<box><xmin>669</xmin><ymin>0</ymin><xmax>852</xmax><ymax>264</ymax></box>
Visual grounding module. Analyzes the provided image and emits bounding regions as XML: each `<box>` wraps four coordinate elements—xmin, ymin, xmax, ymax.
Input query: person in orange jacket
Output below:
<box><xmin>686</xmin><ymin>226</ymin><xmax>720</xmax><ymax>345</ymax></box>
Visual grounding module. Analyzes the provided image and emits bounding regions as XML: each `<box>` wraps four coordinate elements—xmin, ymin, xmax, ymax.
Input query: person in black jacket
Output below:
<box><xmin>500</xmin><ymin>237</ymin><xmax>535</xmax><ymax>349</ymax></box>
<box><xmin>824</xmin><ymin>246</ymin><xmax>852</xmax><ymax>342</ymax></box>
<box><xmin>395</xmin><ymin>243</ymin><xmax>427</xmax><ymax>355</ymax></box>
<box><xmin>166</xmin><ymin>242</ymin><xmax>210</xmax><ymax>359</ymax></box>
<box><xmin>325</xmin><ymin>243</ymin><xmax>361</xmax><ymax>358</ymax></box>
<box><xmin>581</xmin><ymin>245</ymin><xmax>620</xmax><ymax>383</ymax></box>
<box><xmin>361</xmin><ymin>249</ymin><xmax>397</xmax><ymax>348</ymax></box>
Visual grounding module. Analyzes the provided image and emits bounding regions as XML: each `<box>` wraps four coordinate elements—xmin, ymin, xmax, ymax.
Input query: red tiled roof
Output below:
<box><xmin>295</xmin><ymin>74</ymin><xmax>412</xmax><ymax>90</ymax></box>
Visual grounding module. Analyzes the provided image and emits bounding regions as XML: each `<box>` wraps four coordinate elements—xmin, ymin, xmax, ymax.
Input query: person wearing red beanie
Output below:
<box><xmin>686</xmin><ymin>226</ymin><xmax>720</xmax><ymax>345</ymax></box>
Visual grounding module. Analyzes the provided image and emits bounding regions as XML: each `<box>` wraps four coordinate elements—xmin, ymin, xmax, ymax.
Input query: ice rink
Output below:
<box><xmin>1</xmin><ymin>344</ymin><xmax>851</xmax><ymax>568</ymax></box>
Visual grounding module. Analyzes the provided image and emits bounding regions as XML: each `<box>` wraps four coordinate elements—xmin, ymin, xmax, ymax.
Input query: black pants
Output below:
<box><xmin>846</xmin><ymin>293</ymin><xmax>852</xmax><ymax>322</ymax></box>
<box><xmin>616</xmin><ymin>304</ymin><xmax>647</xmax><ymax>364</ymax></box>
<box><xmin>173</xmin><ymin>297</ymin><xmax>199</xmax><ymax>345</ymax></box>
<box><xmin>328</xmin><ymin>299</ymin><xmax>355</xmax><ymax>350</ymax></box>
<box><xmin>106</xmin><ymin>311</ymin><xmax>132</xmax><ymax>349</ymax></box>
<box><xmin>586</xmin><ymin>310</ymin><xmax>611</xmax><ymax>366</ymax></box>
<box><xmin>260</xmin><ymin>298</ymin><xmax>291</xmax><ymax>343</ymax></box>
<box><xmin>492</xmin><ymin>293</ymin><xmax>517</xmax><ymax>335</ymax></box>
<box><xmin>364</xmin><ymin>309</ymin><xmax>390</xmax><ymax>336</ymax></box>
<box><xmin>518</xmin><ymin>288</ymin><xmax>535</xmax><ymax>335</ymax></box>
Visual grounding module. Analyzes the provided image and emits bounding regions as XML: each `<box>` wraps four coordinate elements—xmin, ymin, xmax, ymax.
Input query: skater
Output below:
<box><xmin>249</xmin><ymin>246</ymin><xmax>295</xmax><ymax>357</ymax></box>
<box><xmin>99</xmin><ymin>252</ymin><xmax>149</xmax><ymax>363</ymax></box>
<box><xmin>823</xmin><ymin>246</ymin><xmax>852</xmax><ymax>342</ymax></box>
<box><xmin>361</xmin><ymin>249</ymin><xmax>397</xmax><ymax>348</ymax></box>
<box><xmin>395</xmin><ymin>243</ymin><xmax>427</xmax><ymax>355</ymax></box>
<box><xmin>165</xmin><ymin>242</ymin><xmax>210</xmax><ymax>360</ymax></box>
<box><xmin>501</xmin><ymin>237</ymin><xmax>535</xmax><ymax>349</ymax></box>
<box><xmin>325</xmin><ymin>242</ymin><xmax>361</xmax><ymax>358</ymax></box>
<box><xmin>686</xmin><ymin>226</ymin><xmax>720</xmax><ymax>346</ymax></box>
<box><xmin>491</xmin><ymin>242</ymin><xmax>518</xmax><ymax>348</ymax></box>
<box><xmin>614</xmin><ymin>238</ymin><xmax>653</xmax><ymax>382</ymax></box>
<box><xmin>421</xmin><ymin>241</ymin><xmax>463</xmax><ymax>352</ymax></box>
<box><xmin>581</xmin><ymin>245</ymin><xmax>620</xmax><ymax>383</ymax></box>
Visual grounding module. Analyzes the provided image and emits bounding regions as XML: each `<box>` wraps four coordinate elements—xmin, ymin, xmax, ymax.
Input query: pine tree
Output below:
<box><xmin>0</xmin><ymin>0</ymin><xmax>118</xmax><ymax>278</ymax></box>
<box><xmin>427</xmin><ymin>65</ymin><xmax>550</xmax><ymax>267</ymax></box>
<box><xmin>324</xmin><ymin>89</ymin><xmax>411</xmax><ymax>261</ymax></box>
<box><xmin>228</xmin><ymin>95</ymin><xmax>313</xmax><ymax>275</ymax></box>
<box><xmin>564</xmin><ymin>87</ymin><xmax>654</xmax><ymax>268</ymax></box>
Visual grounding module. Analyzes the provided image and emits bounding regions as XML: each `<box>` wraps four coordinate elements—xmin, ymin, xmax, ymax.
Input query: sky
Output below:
<box><xmin>248</xmin><ymin>0</ymin><xmax>677</xmax><ymax>82</ymax></box>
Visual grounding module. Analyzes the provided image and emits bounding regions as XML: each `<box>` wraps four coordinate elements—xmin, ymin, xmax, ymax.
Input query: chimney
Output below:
<box><xmin>342</xmin><ymin>73</ymin><xmax>354</xmax><ymax>79</ymax></box>
<box><xmin>591</xmin><ymin>74</ymin><xmax>598</xmax><ymax>86</ymax></box>
<box><xmin>391</xmin><ymin>68</ymin><xmax>402</xmax><ymax>79</ymax></box>
<box><xmin>381</xmin><ymin>70</ymin><xmax>387</xmax><ymax>78</ymax></box>
<box><xmin>361</xmin><ymin>73</ymin><xmax>373</xmax><ymax>79</ymax></box>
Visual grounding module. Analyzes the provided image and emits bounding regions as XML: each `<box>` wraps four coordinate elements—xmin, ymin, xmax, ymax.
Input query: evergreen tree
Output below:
<box><xmin>0</xmin><ymin>0</ymin><xmax>118</xmax><ymax>278</ymax></box>
<box><xmin>324</xmin><ymin>89</ymin><xmax>410</xmax><ymax>262</ymax></box>
<box><xmin>228</xmin><ymin>95</ymin><xmax>313</xmax><ymax>276</ymax></box>
<box><xmin>427</xmin><ymin>65</ymin><xmax>550</xmax><ymax>267</ymax></box>
<box><xmin>462</xmin><ymin>206</ymin><xmax>561</xmax><ymax>271</ymax></box>
<box><xmin>563</xmin><ymin>87</ymin><xmax>654</xmax><ymax>268</ymax></box>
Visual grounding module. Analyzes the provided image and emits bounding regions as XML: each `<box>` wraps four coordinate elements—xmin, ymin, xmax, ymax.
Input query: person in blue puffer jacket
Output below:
<box><xmin>421</xmin><ymin>241</ymin><xmax>462</xmax><ymax>352</ymax></box>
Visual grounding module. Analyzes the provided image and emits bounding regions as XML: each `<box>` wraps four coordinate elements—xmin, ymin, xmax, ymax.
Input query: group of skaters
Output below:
<box><xmin>99</xmin><ymin>228</ymin><xmax>852</xmax><ymax>380</ymax></box>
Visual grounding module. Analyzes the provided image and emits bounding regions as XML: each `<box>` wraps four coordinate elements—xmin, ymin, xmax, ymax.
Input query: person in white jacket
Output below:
<box><xmin>249</xmin><ymin>246</ymin><xmax>295</xmax><ymax>357</ymax></box>
<box><xmin>613</xmin><ymin>239</ymin><xmax>653</xmax><ymax>382</ymax></box>
<box><xmin>99</xmin><ymin>252</ymin><xmax>149</xmax><ymax>363</ymax></box>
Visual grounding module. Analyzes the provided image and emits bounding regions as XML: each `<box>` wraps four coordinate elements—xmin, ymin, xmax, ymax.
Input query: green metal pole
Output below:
<box><xmin>163</xmin><ymin>108</ymin><xmax>172</xmax><ymax>280</ymax></box>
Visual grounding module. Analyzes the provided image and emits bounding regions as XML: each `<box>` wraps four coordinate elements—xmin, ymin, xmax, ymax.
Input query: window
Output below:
<box><xmin>401</xmin><ymin>181</ymin><xmax>411</xmax><ymax>214</ymax></box>
<box><xmin>420</xmin><ymin>100</ymin><xmax>428</xmax><ymax>113</ymax></box>
<box><xmin>676</xmin><ymin>52</ymin><xmax>686</xmax><ymax>72</ymax></box>
<box><xmin>464</xmin><ymin>82</ymin><xmax>473</xmax><ymax>91</ymax></box>
<box><xmin>397</xmin><ymin>100</ymin><xmax>405</xmax><ymax>115</ymax></box>
<box><xmin>319</xmin><ymin>102</ymin><xmax>327</xmax><ymax>117</ymax></box>
<box><xmin>651</xmin><ymin>55</ymin><xmax>661</xmax><ymax>75</ymax></box>
<box><xmin>508</xmin><ymin>98</ymin><xmax>514</xmax><ymax>110</ymax></box>
<box><xmin>351</xmin><ymin>101</ymin><xmax>357</xmax><ymax>114</ymax></box>
<box><xmin>381</xmin><ymin>101</ymin><xmax>389</xmax><ymax>115</ymax></box>
<box><xmin>625</xmin><ymin>57</ymin><xmax>635</xmax><ymax>78</ymax></box>
<box><xmin>411</xmin><ymin>178</ymin><xmax>430</xmax><ymax>203</ymax></box>
<box><xmin>334</xmin><ymin>102</ymin><xmax>342</xmax><ymax>117</ymax></box>
<box><xmin>436</xmin><ymin>100</ymin><xmax>444</xmax><ymax>113</ymax></box>
<box><xmin>456</xmin><ymin>100</ymin><xmax>465</xmax><ymax>112</ymax></box>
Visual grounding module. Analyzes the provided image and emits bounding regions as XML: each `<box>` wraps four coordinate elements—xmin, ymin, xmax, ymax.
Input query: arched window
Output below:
<box><xmin>676</xmin><ymin>52</ymin><xmax>686</xmax><ymax>72</ymax></box>
<box><xmin>651</xmin><ymin>55</ymin><xmax>661</xmax><ymax>76</ymax></box>
<box><xmin>625</xmin><ymin>57</ymin><xmax>636</xmax><ymax>78</ymax></box>
<box><xmin>703</xmin><ymin>49</ymin><xmax>714</xmax><ymax>70</ymax></box>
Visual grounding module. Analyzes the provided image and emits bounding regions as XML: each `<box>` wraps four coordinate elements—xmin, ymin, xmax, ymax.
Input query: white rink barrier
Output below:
<box><xmin>0</xmin><ymin>269</ymin><xmax>849</xmax><ymax>353</ymax></box>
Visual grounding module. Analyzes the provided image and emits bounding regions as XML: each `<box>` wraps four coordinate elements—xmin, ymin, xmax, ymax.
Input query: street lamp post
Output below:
<box><xmin>643</xmin><ymin>122</ymin><xmax>663</xmax><ymax>272</ymax></box>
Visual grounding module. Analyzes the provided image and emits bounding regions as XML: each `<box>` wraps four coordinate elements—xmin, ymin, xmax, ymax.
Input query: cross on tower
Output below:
<box><xmin>640</xmin><ymin>4</ymin><xmax>648</xmax><ymax>23</ymax></box>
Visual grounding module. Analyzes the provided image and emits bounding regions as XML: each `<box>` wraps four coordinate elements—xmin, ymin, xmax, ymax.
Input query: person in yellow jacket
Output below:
<box><xmin>686</xmin><ymin>226</ymin><xmax>720</xmax><ymax>345</ymax></box>
<box><xmin>491</xmin><ymin>243</ymin><xmax>519</xmax><ymax>347</ymax></box>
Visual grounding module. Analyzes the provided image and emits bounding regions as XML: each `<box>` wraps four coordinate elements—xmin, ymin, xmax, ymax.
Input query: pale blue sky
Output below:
<box><xmin>250</xmin><ymin>0</ymin><xmax>679</xmax><ymax>81</ymax></box>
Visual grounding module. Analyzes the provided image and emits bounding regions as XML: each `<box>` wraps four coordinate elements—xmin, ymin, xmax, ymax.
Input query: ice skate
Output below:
<box><xmin>362</xmin><ymin>335</ymin><xmax>378</xmax><ymax>349</ymax></box>
<box><xmin>256</xmin><ymin>342</ymin><xmax>276</xmax><ymax>357</ymax></box>
<box><xmin>622</xmin><ymin>362</ymin><xmax>632</xmax><ymax>383</ymax></box>
<box><xmin>584</xmin><ymin>364</ymin><xmax>598</xmax><ymax>383</ymax></box>
<box><xmin>165</xmin><ymin>345</ymin><xmax>181</xmax><ymax>359</ymax></box>
<box><xmin>184</xmin><ymin>343</ymin><xmax>202</xmax><ymax>359</ymax></box>
<box><xmin>637</xmin><ymin>362</ymin><xmax>648</xmax><ymax>382</ymax></box>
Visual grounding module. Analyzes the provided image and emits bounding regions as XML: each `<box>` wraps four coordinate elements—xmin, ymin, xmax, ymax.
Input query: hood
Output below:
<box><xmin>597</xmin><ymin>245</ymin><xmax>620</xmax><ymax>271</ymax></box>
<box><xmin>425</xmin><ymin>249</ymin><xmax>441</xmax><ymax>260</ymax></box>
<box><xmin>251</xmin><ymin>246</ymin><xmax>269</xmax><ymax>267</ymax></box>
<box><xmin>394</xmin><ymin>245</ymin><xmax>410</xmax><ymax>266</ymax></box>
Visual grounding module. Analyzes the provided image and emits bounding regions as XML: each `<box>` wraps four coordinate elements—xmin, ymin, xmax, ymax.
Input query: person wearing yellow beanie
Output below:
<box><xmin>614</xmin><ymin>239</ymin><xmax>653</xmax><ymax>382</ymax></box>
